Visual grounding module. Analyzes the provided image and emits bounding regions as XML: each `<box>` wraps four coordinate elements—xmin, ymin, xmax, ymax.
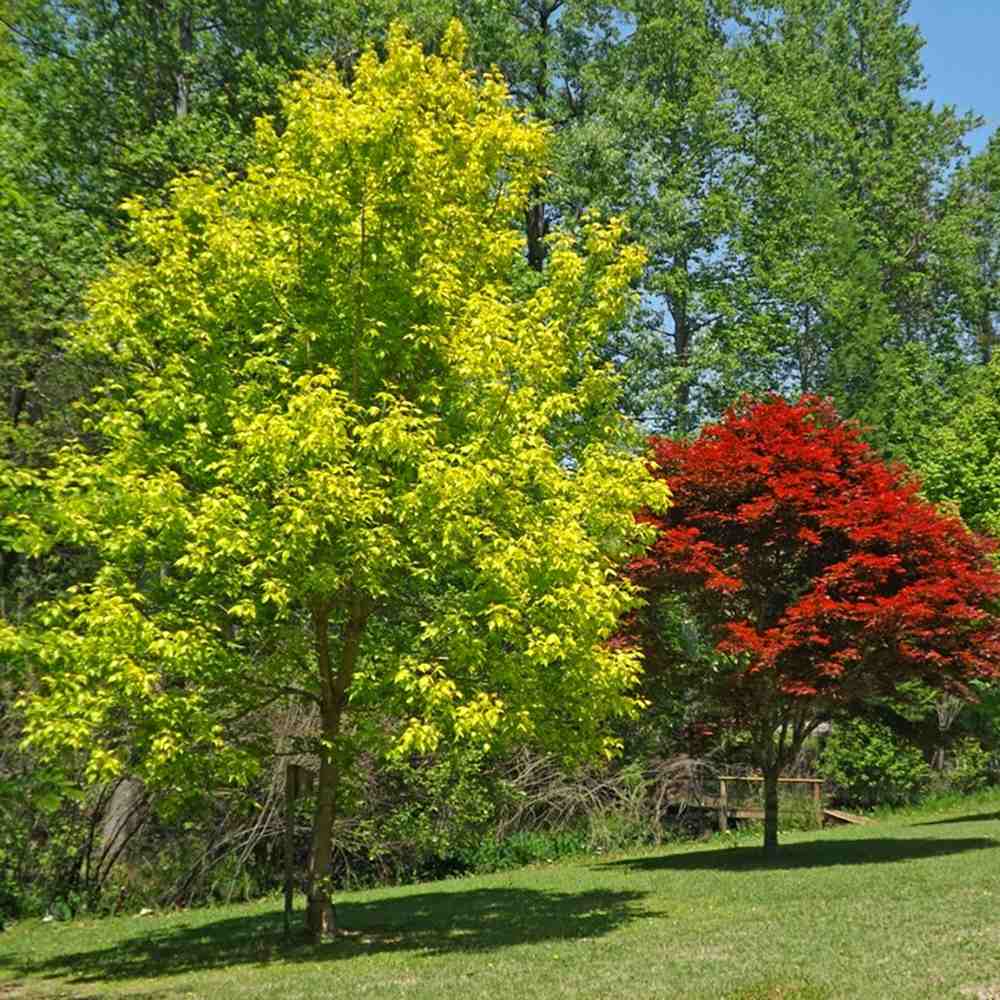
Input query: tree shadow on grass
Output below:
<box><xmin>599</xmin><ymin>835</ymin><xmax>1000</xmax><ymax>873</ymax></box>
<box><xmin>913</xmin><ymin>811</ymin><xmax>1000</xmax><ymax>826</ymax></box>
<box><xmin>4</xmin><ymin>886</ymin><xmax>650</xmax><ymax>987</ymax></box>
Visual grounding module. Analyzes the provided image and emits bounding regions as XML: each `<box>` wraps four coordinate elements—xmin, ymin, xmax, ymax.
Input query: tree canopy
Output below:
<box><xmin>1</xmin><ymin>22</ymin><xmax>667</xmax><ymax>936</ymax></box>
<box><xmin>631</xmin><ymin>395</ymin><xmax>1000</xmax><ymax>850</ymax></box>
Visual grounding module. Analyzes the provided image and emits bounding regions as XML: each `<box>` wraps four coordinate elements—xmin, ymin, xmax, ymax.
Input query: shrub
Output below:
<box><xmin>818</xmin><ymin>719</ymin><xmax>932</xmax><ymax>809</ymax></box>
<box><xmin>461</xmin><ymin>829</ymin><xmax>589</xmax><ymax>872</ymax></box>
<box><xmin>945</xmin><ymin>737</ymin><xmax>992</xmax><ymax>794</ymax></box>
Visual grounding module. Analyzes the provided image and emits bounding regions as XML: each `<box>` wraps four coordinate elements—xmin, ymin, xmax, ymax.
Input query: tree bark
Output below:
<box><xmin>284</xmin><ymin>763</ymin><xmax>295</xmax><ymax>941</ymax></box>
<box><xmin>174</xmin><ymin>6</ymin><xmax>193</xmax><ymax>120</ymax></box>
<box><xmin>762</xmin><ymin>764</ymin><xmax>780</xmax><ymax>855</ymax></box>
<box><xmin>305</xmin><ymin>709</ymin><xmax>338</xmax><ymax>939</ymax></box>
<box><xmin>757</xmin><ymin>710</ymin><xmax>817</xmax><ymax>856</ymax></box>
<box><xmin>9</xmin><ymin>384</ymin><xmax>27</xmax><ymax>427</ymax></box>
<box><xmin>526</xmin><ymin>199</ymin><xmax>547</xmax><ymax>272</ymax></box>
<box><xmin>523</xmin><ymin>0</ymin><xmax>552</xmax><ymax>274</ymax></box>
<box><xmin>669</xmin><ymin>274</ymin><xmax>692</xmax><ymax>434</ymax></box>
<box><xmin>304</xmin><ymin>591</ymin><xmax>368</xmax><ymax>941</ymax></box>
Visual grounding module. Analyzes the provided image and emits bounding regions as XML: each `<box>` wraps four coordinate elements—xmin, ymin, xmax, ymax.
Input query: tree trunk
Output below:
<box><xmin>756</xmin><ymin>711</ymin><xmax>815</xmax><ymax>856</ymax></box>
<box><xmin>304</xmin><ymin>592</ymin><xmax>369</xmax><ymax>941</ymax></box>
<box><xmin>670</xmin><ymin>286</ymin><xmax>692</xmax><ymax>434</ymax></box>
<box><xmin>523</xmin><ymin>1</ymin><xmax>552</xmax><ymax>274</ymax></box>
<box><xmin>933</xmin><ymin>694</ymin><xmax>963</xmax><ymax>772</ymax></box>
<box><xmin>175</xmin><ymin>7</ymin><xmax>193</xmax><ymax>120</ymax></box>
<box><xmin>526</xmin><ymin>199</ymin><xmax>547</xmax><ymax>272</ymax></box>
<box><xmin>305</xmin><ymin>720</ymin><xmax>338</xmax><ymax>939</ymax></box>
<box><xmin>283</xmin><ymin>764</ymin><xmax>295</xmax><ymax>940</ymax></box>
<box><xmin>762</xmin><ymin>764</ymin><xmax>780</xmax><ymax>855</ymax></box>
<box><xmin>9</xmin><ymin>384</ymin><xmax>27</xmax><ymax>427</ymax></box>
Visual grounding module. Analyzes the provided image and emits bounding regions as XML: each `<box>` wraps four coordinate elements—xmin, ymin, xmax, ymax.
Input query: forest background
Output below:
<box><xmin>3</xmin><ymin>0</ymin><xmax>1000</xmax><ymax>923</ymax></box>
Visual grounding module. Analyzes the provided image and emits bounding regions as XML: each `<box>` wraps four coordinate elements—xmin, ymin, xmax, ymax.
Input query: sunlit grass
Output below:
<box><xmin>2</xmin><ymin>792</ymin><xmax>1000</xmax><ymax>999</ymax></box>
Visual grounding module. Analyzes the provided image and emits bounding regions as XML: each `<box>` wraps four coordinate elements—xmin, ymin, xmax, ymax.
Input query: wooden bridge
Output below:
<box><xmin>697</xmin><ymin>776</ymin><xmax>871</xmax><ymax>830</ymax></box>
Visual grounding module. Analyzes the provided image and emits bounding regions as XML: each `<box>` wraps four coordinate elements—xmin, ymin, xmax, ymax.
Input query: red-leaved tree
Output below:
<box><xmin>631</xmin><ymin>395</ymin><xmax>1000</xmax><ymax>851</ymax></box>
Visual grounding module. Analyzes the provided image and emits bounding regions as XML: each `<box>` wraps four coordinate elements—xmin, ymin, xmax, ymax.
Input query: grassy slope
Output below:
<box><xmin>2</xmin><ymin>793</ymin><xmax>1000</xmax><ymax>1000</ymax></box>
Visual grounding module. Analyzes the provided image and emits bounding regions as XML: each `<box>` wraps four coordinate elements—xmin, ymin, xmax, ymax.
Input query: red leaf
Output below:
<box><xmin>630</xmin><ymin>394</ymin><xmax>1000</xmax><ymax>731</ymax></box>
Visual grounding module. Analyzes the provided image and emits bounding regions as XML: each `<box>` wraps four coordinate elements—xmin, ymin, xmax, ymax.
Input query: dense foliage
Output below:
<box><xmin>817</xmin><ymin>719</ymin><xmax>933</xmax><ymax>809</ymax></box>
<box><xmin>2</xmin><ymin>0</ymin><xmax>1000</xmax><ymax>924</ymax></box>
<box><xmin>1</xmin><ymin>24</ymin><xmax>666</xmax><ymax>937</ymax></box>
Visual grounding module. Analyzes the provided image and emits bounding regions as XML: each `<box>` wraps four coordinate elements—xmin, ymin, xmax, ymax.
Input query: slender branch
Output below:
<box><xmin>219</xmin><ymin>685</ymin><xmax>321</xmax><ymax>726</ymax></box>
<box><xmin>0</xmin><ymin>16</ymin><xmax>78</xmax><ymax>61</ymax></box>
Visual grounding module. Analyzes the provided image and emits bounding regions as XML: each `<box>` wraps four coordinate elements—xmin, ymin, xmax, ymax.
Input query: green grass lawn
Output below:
<box><xmin>3</xmin><ymin>793</ymin><xmax>1000</xmax><ymax>999</ymax></box>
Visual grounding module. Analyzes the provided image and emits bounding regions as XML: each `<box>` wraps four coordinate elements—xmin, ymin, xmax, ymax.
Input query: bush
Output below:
<box><xmin>461</xmin><ymin>829</ymin><xmax>589</xmax><ymax>872</ymax></box>
<box><xmin>818</xmin><ymin>719</ymin><xmax>932</xmax><ymax>809</ymax></box>
<box><xmin>0</xmin><ymin>772</ymin><xmax>96</xmax><ymax>920</ymax></box>
<box><xmin>945</xmin><ymin>737</ymin><xmax>992</xmax><ymax>795</ymax></box>
<box><xmin>586</xmin><ymin>808</ymin><xmax>658</xmax><ymax>853</ymax></box>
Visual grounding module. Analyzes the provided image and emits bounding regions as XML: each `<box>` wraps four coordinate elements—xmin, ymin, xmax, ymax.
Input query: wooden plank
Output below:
<box><xmin>719</xmin><ymin>776</ymin><xmax>823</xmax><ymax>784</ymax></box>
<box><xmin>823</xmin><ymin>808</ymin><xmax>875</xmax><ymax>825</ymax></box>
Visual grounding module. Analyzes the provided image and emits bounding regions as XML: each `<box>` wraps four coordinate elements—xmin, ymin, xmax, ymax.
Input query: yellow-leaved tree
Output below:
<box><xmin>2</xmin><ymin>22</ymin><xmax>667</xmax><ymax>937</ymax></box>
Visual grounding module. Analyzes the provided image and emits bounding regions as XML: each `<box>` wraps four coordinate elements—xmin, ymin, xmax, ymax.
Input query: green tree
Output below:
<box><xmin>0</xmin><ymin>1</ymin><xmax>357</xmax><ymax>440</ymax></box>
<box><xmin>0</xmin><ymin>4</ymin><xmax>464</xmax><ymax>854</ymax></box>
<box><xmin>571</xmin><ymin>0</ymin><xmax>748</xmax><ymax>432</ymax></box>
<box><xmin>2</xmin><ymin>25</ymin><xmax>666</xmax><ymax>939</ymax></box>
<box><xmin>448</xmin><ymin>1</ymin><xmax>641</xmax><ymax>273</ymax></box>
<box><xmin>948</xmin><ymin>130</ymin><xmax>1000</xmax><ymax>364</ymax></box>
<box><xmin>562</xmin><ymin>0</ymin><xmax>989</xmax><ymax>432</ymax></box>
<box><xmin>906</xmin><ymin>357</ymin><xmax>1000</xmax><ymax>536</ymax></box>
<box><xmin>731</xmin><ymin>0</ymin><xmax>980</xmax><ymax>415</ymax></box>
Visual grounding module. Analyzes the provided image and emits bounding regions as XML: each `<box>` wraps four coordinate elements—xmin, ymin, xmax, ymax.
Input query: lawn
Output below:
<box><xmin>2</xmin><ymin>793</ymin><xmax>1000</xmax><ymax>1000</ymax></box>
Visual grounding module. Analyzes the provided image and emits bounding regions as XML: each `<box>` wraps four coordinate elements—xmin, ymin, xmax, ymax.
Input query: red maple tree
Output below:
<box><xmin>632</xmin><ymin>395</ymin><xmax>1000</xmax><ymax>850</ymax></box>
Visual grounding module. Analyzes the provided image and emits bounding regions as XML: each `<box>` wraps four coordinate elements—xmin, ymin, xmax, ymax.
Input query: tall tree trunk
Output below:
<box><xmin>669</xmin><ymin>277</ymin><xmax>692</xmax><ymax>433</ymax></box>
<box><xmin>762</xmin><ymin>763</ymin><xmax>780</xmax><ymax>855</ymax></box>
<box><xmin>305</xmin><ymin>698</ymin><xmax>338</xmax><ymax>938</ymax></box>
<box><xmin>526</xmin><ymin>198</ymin><xmax>547</xmax><ymax>272</ymax></box>
<box><xmin>305</xmin><ymin>592</ymin><xmax>368</xmax><ymax>941</ymax></box>
<box><xmin>523</xmin><ymin>0</ymin><xmax>552</xmax><ymax>273</ymax></box>
<box><xmin>174</xmin><ymin>6</ymin><xmax>193</xmax><ymax>120</ymax></box>
<box><xmin>977</xmin><ymin>308</ymin><xmax>995</xmax><ymax>364</ymax></box>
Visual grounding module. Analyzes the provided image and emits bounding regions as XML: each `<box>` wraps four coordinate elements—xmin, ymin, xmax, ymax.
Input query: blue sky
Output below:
<box><xmin>906</xmin><ymin>0</ymin><xmax>999</xmax><ymax>152</ymax></box>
